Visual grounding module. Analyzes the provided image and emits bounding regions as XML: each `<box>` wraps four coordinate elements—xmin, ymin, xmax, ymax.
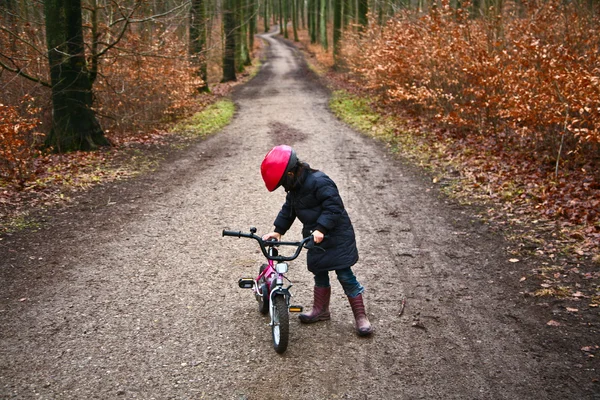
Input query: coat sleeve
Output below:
<box><xmin>273</xmin><ymin>193</ymin><xmax>296</xmax><ymax>235</ymax></box>
<box><xmin>314</xmin><ymin>176</ymin><xmax>344</xmax><ymax>234</ymax></box>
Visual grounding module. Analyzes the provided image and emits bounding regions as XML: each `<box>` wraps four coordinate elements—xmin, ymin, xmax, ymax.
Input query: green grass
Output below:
<box><xmin>329</xmin><ymin>90</ymin><xmax>435</xmax><ymax>167</ymax></box>
<box><xmin>329</xmin><ymin>91</ymin><xmax>390</xmax><ymax>137</ymax></box>
<box><xmin>1</xmin><ymin>212</ymin><xmax>41</xmax><ymax>234</ymax></box>
<box><xmin>173</xmin><ymin>99</ymin><xmax>235</xmax><ymax>138</ymax></box>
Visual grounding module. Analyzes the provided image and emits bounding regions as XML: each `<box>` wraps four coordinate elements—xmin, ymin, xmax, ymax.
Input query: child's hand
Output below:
<box><xmin>262</xmin><ymin>232</ymin><xmax>281</xmax><ymax>241</ymax></box>
<box><xmin>311</xmin><ymin>230</ymin><xmax>324</xmax><ymax>244</ymax></box>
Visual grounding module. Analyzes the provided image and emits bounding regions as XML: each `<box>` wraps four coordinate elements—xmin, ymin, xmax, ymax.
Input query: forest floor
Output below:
<box><xmin>1</xmin><ymin>31</ymin><xmax>599</xmax><ymax>399</ymax></box>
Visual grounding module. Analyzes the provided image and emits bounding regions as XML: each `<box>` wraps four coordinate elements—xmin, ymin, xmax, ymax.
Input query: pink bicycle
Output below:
<box><xmin>222</xmin><ymin>227</ymin><xmax>320</xmax><ymax>354</ymax></box>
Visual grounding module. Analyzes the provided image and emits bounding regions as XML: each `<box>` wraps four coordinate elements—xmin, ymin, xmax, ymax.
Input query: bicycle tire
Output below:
<box><xmin>272</xmin><ymin>295</ymin><xmax>290</xmax><ymax>354</ymax></box>
<box><xmin>257</xmin><ymin>264</ymin><xmax>269</xmax><ymax>315</ymax></box>
<box><xmin>258</xmin><ymin>283</ymin><xmax>269</xmax><ymax>314</ymax></box>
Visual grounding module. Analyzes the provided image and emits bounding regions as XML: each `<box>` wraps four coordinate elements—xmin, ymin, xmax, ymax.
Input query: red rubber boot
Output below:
<box><xmin>299</xmin><ymin>286</ymin><xmax>331</xmax><ymax>323</ymax></box>
<box><xmin>348</xmin><ymin>293</ymin><xmax>373</xmax><ymax>336</ymax></box>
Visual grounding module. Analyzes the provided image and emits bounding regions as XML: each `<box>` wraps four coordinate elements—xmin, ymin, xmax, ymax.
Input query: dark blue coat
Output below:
<box><xmin>273</xmin><ymin>168</ymin><xmax>359</xmax><ymax>273</ymax></box>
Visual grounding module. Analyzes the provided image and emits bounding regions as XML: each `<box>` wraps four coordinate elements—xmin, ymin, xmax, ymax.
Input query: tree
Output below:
<box><xmin>1</xmin><ymin>0</ymin><xmax>17</xmax><ymax>52</ymax></box>
<box><xmin>319</xmin><ymin>0</ymin><xmax>327</xmax><ymax>50</ymax></box>
<box><xmin>222</xmin><ymin>0</ymin><xmax>237</xmax><ymax>82</ymax></box>
<box><xmin>357</xmin><ymin>0</ymin><xmax>368</xmax><ymax>29</ymax></box>
<box><xmin>309</xmin><ymin>0</ymin><xmax>318</xmax><ymax>43</ymax></box>
<box><xmin>44</xmin><ymin>0</ymin><xmax>109</xmax><ymax>152</ymax></box>
<box><xmin>263</xmin><ymin>0</ymin><xmax>270</xmax><ymax>32</ymax></box>
<box><xmin>291</xmin><ymin>0</ymin><xmax>299</xmax><ymax>41</ymax></box>
<box><xmin>248</xmin><ymin>0</ymin><xmax>257</xmax><ymax>50</ymax></box>
<box><xmin>282</xmin><ymin>0</ymin><xmax>289</xmax><ymax>39</ymax></box>
<box><xmin>2</xmin><ymin>0</ymin><xmax>205</xmax><ymax>153</ymax></box>
<box><xmin>190</xmin><ymin>0</ymin><xmax>210</xmax><ymax>93</ymax></box>
<box><xmin>279</xmin><ymin>0</ymin><xmax>286</xmax><ymax>37</ymax></box>
<box><xmin>236</xmin><ymin>0</ymin><xmax>251</xmax><ymax>70</ymax></box>
<box><xmin>333</xmin><ymin>0</ymin><xmax>342</xmax><ymax>64</ymax></box>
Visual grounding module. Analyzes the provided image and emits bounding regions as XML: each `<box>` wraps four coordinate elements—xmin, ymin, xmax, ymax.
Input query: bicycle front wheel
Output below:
<box><xmin>272</xmin><ymin>295</ymin><xmax>289</xmax><ymax>354</ymax></box>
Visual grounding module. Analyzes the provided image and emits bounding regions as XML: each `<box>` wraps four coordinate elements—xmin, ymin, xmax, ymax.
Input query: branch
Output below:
<box><xmin>88</xmin><ymin>0</ymin><xmax>192</xmax><ymax>83</ymax></box>
<box><xmin>103</xmin><ymin>46</ymin><xmax>186</xmax><ymax>60</ymax></box>
<box><xmin>109</xmin><ymin>1</ymin><xmax>191</xmax><ymax>27</ymax></box>
<box><xmin>93</xmin><ymin>3</ymin><xmax>142</xmax><ymax>61</ymax></box>
<box><xmin>0</xmin><ymin>26</ymin><xmax>47</xmax><ymax>58</ymax></box>
<box><xmin>0</xmin><ymin>58</ymin><xmax>51</xmax><ymax>88</ymax></box>
<box><xmin>3</xmin><ymin>4</ymin><xmax>45</xmax><ymax>27</ymax></box>
<box><xmin>108</xmin><ymin>41</ymin><xmax>219</xmax><ymax>59</ymax></box>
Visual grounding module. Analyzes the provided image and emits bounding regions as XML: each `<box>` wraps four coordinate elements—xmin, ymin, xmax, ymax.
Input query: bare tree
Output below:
<box><xmin>222</xmin><ymin>0</ymin><xmax>237</xmax><ymax>81</ymax></box>
<box><xmin>44</xmin><ymin>0</ymin><xmax>110</xmax><ymax>151</ymax></box>
<box><xmin>190</xmin><ymin>0</ymin><xmax>210</xmax><ymax>92</ymax></box>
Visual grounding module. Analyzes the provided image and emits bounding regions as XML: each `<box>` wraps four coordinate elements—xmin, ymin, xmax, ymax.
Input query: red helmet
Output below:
<box><xmin>261</xmin><ymin>145</ymin><xmax>298</xmax><ymax>191</ymax></box>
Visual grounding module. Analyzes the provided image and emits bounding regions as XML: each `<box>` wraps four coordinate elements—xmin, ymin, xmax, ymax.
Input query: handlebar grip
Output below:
<box><xmin>222</xmin><ymin>230</ymin><xmax>241</xmax><ymax>237</ymax></box>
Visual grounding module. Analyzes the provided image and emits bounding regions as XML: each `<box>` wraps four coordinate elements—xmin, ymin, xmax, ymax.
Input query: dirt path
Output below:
<box><xmin>1</xmin><ymin>31</ymin><xmax>598</xmax><ymax>399</ymax></box>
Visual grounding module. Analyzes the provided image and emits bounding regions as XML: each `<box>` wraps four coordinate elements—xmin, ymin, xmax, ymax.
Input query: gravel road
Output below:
<box><xmin>1</xmin><ymin>31</ymin><xmax>598</xmax><ymax>399</ymax></box>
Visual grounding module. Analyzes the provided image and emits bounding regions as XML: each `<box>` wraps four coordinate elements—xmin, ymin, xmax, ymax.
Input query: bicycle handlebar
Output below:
<box><xmin>222</xmin><ymin>229</ymin><xmax>322</xmax><ymax>262</ymax></box>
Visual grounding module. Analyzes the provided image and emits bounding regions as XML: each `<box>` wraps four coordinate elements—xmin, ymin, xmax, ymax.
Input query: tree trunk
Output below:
<box><xmin>2</xmin><ymin>0</ymin><xmax>18</xmax><ymax>52</ymax></box>
<box><xmin>190</xmin><ymin>0</ymin><xmax>210</xmax><ymax>92</ymax></box>
<box><xmin>309</xmin><ymin>0</ymin><xmax>318</xmax><ymax>43</ymax></box>
<box><xmin>319</xmin><ymin>0</ymin><xmax>327</xmax><ymax>50</ymax></box>
<box><xmin>283</xmin><ymin>0</ymin><xmax>289</xmax><ymax>39</ymax></box>
<box><xmin>222</xmin><ymin>0</ymin><xmax>237</xmax><ymax>82</ymax></box>
<box><xmin>235</xmin><ymin>0</ymin><xmax>251</xmax><ymax>70</ymax></box>
<box><xmin>263</xmin><ymin>0</ymin><xmax>269</xmax><ymax>32</ymax></box>
<box><xmin>44</xmin><ymin>0</ymin><xmax>109</xmax><ymax>152</ymax></box>
<box><xmin>333</xmin><ymin>0</ymin><xmax>342</xmax><ymax>65</ymax></box>
<box><xmin>342</xmin><ymin>0</ymin><xmax>352</xmax><ymax>26</ymax></box>
<box><xmin>279</xmin><ymin>0</ymin><xmax>286</xmax><ymax>37</ymax></box>
<box><xmin>291</xmin><ymin>0</ymin><xmax>299</xmax><ymax>41</ymax></box>
<box><xmin>249</xmin><ymin>0</ymin><xmax>256</xmax><ymax>49</ymax></box>
<box><xmin>308</xmin><ymin>0</ymin><xmax>314</xmax><ymax>42</ymax></box>
<box><xmin>357</xmin><ymin>0</ymin><xmax>368</xmax><ymax>29</ymax></box>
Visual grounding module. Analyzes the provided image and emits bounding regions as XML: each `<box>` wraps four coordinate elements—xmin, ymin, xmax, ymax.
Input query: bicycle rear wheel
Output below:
<box><xmin>272</xmin><ymin>295</ymin><xmax>289</xmax><ymax>354</ymax></box>
<box><xmin>257</xmin><ymin>264</ymin><xmax>269</xmax><ymax>315</ymax></box>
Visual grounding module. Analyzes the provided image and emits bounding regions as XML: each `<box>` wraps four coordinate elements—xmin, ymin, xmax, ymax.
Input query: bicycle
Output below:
<box><xmin>222</xmin><ymin>227</ymin><xmax>321</xmax><ymax>354</ymax></box>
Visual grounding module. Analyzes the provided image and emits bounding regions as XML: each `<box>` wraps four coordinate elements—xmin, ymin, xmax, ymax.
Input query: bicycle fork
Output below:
<box><xmin>269</xmin><ymin>280</ymin><xmax>302</xmax><ymax>326</ymax></box>
<box><xmin>269</xmin><ymin>281</ymin><xmax>291</xmax><ymax>327</ymax></box>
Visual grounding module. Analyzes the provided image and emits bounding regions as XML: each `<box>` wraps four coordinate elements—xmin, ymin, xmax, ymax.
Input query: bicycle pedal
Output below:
<box><xmin>238</xmin><ymin>278</ymin><xmax>254</xmax><ymax>289</ymax></box>
<box><xmin>288</xmin><ymin>305</ymin><xmax>303</xmax><ymax>313</ymax></box>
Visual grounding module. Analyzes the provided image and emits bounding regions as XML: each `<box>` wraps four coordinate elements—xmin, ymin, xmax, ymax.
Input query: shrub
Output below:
<box><xmin>343</xmin><ymin>1</ymin><xmax>600</xmax><ymax>145</ymax></box>
<box><xmin>0</xmin><ymin>97</ymin><xmax>43</xmax><ymax>187</ymax></box>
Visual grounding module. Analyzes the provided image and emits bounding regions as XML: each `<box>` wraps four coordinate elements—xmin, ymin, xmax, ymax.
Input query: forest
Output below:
<box><xmin>1</xmin><ymin>0</ymin><xmax>599</xmax><ymax>257</ymax></box>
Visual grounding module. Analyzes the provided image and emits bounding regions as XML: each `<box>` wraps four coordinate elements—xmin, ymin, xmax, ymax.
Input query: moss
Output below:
<box><xmin>173</xmin><ymin>99</ymin><xmax>235</xmax><ymax>138</ymax></box>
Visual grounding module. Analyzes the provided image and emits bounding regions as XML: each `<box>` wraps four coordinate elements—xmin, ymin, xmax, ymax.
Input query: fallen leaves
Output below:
<box><xmin>0</xmin><ymin>144</ymin><xmax>155</xmax><ymax>233</ymax></box>
<box><xmin>0</xmin><ymin>98</ymin><xmax>43</xmax><ymax>187</ymax></box>
<box><xmin>340</xmin><ymin>2</ymin><xmax>600</xmax><ymax>257</ymax></box>
<box><xmin>534</xmin><ymin>287</ymin><xmax>571</xmax><ymax>298</ymax></box>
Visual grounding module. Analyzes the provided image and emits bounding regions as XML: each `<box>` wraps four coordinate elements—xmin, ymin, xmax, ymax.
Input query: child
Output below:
<box><xmin>260</xmin><ymin>145</ymin><xmax>373</xmax><ymax>336</ymax></box>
